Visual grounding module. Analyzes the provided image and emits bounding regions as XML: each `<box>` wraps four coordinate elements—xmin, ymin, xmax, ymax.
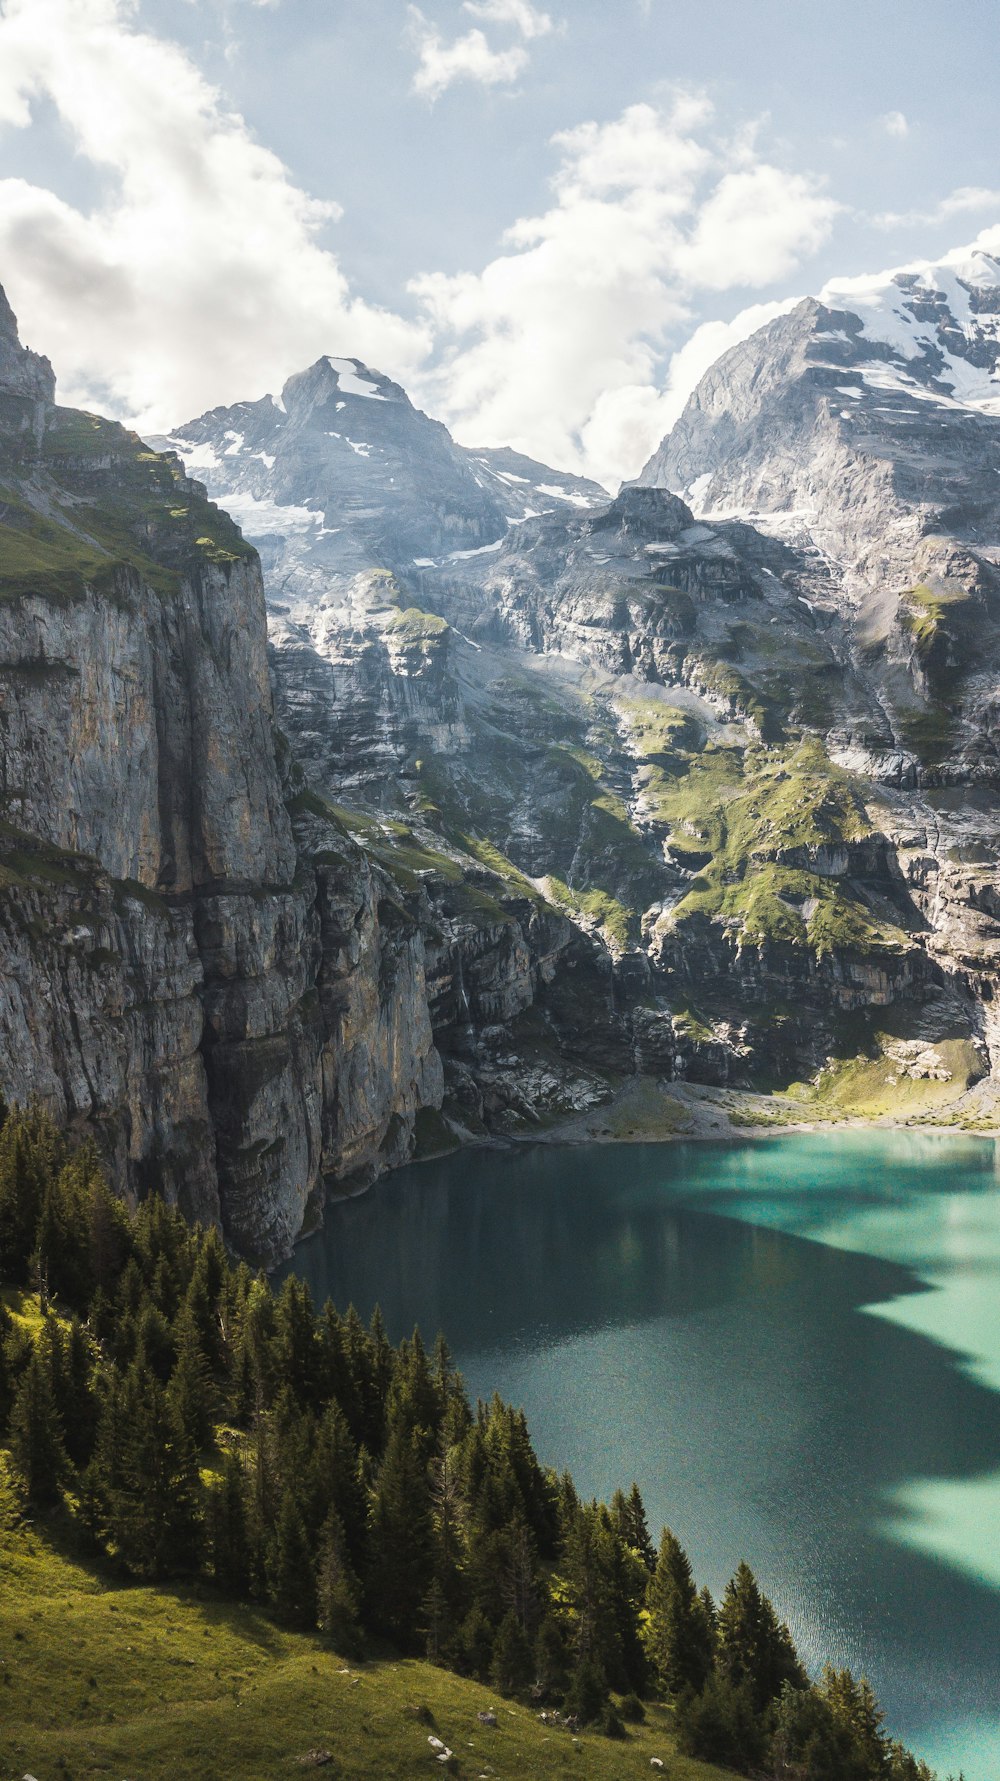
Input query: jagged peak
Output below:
<box><xmin>280</xmin><ymin>353</ymin><xmax>410</xmax><ymax>417</ymax></box>
<box><xmin>0</xmin><ymin>281</ymin><xmax>55</xmax><ymax>404</ymax></box>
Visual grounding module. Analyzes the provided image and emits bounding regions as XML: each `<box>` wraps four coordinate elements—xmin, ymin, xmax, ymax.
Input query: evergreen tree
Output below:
<box><xmin>675</xmin><ymin>1672</ymin><xmax>767</xmax><ymax>1771</ymax></box>
<box><xmin>717</xmin><ymin>1561</ymin><xmax>806</xmax><ymax>1713</ymax></box>
<box><xmin>490</xmin><ymin>1607</ymin><xmax>534</xmax><ymax>1695</ymax></box>
<box><xmin>315</xmin><ymin>1508</ymin><xmax>361</xmax><ymax>1651</ymax></box>
<box><xmin>535</xmin><ymin>1613</ymin><xmax>570</xmax><ymax>1702</ymax></box>
<box><xmin>167</xmin><ymin>1303</ymin><xmax>216</xmax><ymax>1452</ymax></box>
<box><xmin>106</xmin><ymin>1357</ymin><xmax>201</xmax><ymax>1578</ymax></box>
<box><xmin>9</xmin><ymin>1347</ymin><xmax>67</xmax><ymax>1505</ymax></box>
<box><xmin>458</xmin><ymin>1604</ymin><xmax>495</xmax><ymax>1680</ymax></box>
<box><xmin>821</xmin><ymin>1667</ymin><xmax>891</xmax><ymax>1777</ymax></box>
<box><xmin>611</xmin><ymin>1481</ymin><xmax>655</xmax><ymax>1570</ymax></box>
<box><xmin>422</xmin><ymin>1575</ymin><xmax>453</xmax><ymax>1666</ymax></box>
<box><xmin>268</xmin><ymin>1489</ymin><xmax>316</xmax><ymax>1628</ymax></box>
<box><xmin>60</xmin><ymin>1316</ymin><xmax>98</xmax><ymax>1465</ymax></box>
<box><xmin>564</xmin><ymin>1654</ymin><xmax>608</xmax><ymax>1727</ymax></box>
<box><xmin>646</xmin><ymin>1525</ymin><xmax>714</xmax><ymax>1696</ymax></box>
<box><xmin>366</xmin><ymin>1412</ymin><xmax>435</xmax><ymax>1645</ymax></box>
<box><xmin>770</xmin><ymin>1680</ymin><xmax>869</xmax><ymax>1781</ymax></box>
<box><xmin>207</xmin><ymin>1449</ymin><xmax>251</xmax><ymax>1595</ymax></box>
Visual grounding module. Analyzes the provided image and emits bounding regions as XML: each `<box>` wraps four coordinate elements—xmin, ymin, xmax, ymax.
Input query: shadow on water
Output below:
<box><xmin>284</xmin><ymin>1137</ymin><xmax>1000</xmax><ymax>1771</ymax></box>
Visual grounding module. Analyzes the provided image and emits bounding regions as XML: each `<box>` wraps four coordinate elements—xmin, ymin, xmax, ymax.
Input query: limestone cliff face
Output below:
<box><xmin>0</xmin><ymin>290</ymin><xmax>445</xmax><ymax>1261</ymax></box>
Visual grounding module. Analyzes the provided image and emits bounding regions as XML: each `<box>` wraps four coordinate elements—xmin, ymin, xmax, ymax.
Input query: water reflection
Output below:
<box><xmin>285</xmin><ymin>1134</ymin><xmax>1000</xmax><ymax>1778</ymax></box>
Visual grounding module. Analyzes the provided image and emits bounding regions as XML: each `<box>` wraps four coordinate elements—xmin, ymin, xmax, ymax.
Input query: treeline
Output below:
<box><xmin>0</xmin><ymin>1105</ymin><xmax>937</xmax><ymax>1780</ymax></box>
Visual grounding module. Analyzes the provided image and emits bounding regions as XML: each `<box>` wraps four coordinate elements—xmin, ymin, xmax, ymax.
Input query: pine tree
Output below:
<box><xmin>207</xmin><ymin>1449</ymin><xmax>251</xmax><ymax>1595</ymax></box>
<box><xmin>646</xmin><ymin>1525</ymin><xmax>714</xmax><ymax>1696</ymax></box>
<box><xmin>107</xmin><ymin>1356</ymin><xmax>201</xmax><ymax>1578</ymax></box>
<box><xmin>490</xmin><ymin>1607</ymin><xmax>534</xmax><ymax>1695</ymax></box>
<box><xmin>268</xmin><ymin>1488</ymin><xmax>316</xmax><ymax>1628</ymax></box>
<box><xmin>9</xmin><ymin>1347</ymin><xmax>68</xmax><ymax>1505</ymax></box>
<box><xmin>167</xmin><ymin>1303</ymin><xmax>216</xmax><ymax>1451</ymax></box>
<box><xmin>366</xmin><ymin>1412</ymin><xmax>435</xmax><ymax>1645</ymax></box>
<box><xmin>821</xmin><ymin>1666</ymin><xmax>891</xmax><ymax>1776</ymax></box>
<box><xmin>60</xmin><ymin>1316</ymin><xmax>98</xmax><ymax>1465</ymax></box>
<box><xmin>675</xmin><ymin>1671</ymin><xmax>767</xmax><ymax>1770</ymax></box>
<box><xmin>535</xmin><ymin>1613</ymin><xmax>570</xmax><ymax>1702</ymax></box>
<box><xmin>316</xmin><ymin>1509</ymin><xmax>361</xmax><ymax>1651</ymax></box>
<box><xmin>717</xmin><ymin>1561</ymin><xmax>806</xmax><ymax>1712</ymax></box>
<box><xmin>611</xmin><ymin>1481</ymin><xmax>656</xmax><ymax>1571</ymax></box>
<box><xmin>458</xmin><ymin>1604</ymin><xmax>495</xmax><ymax>1680</ymax></box>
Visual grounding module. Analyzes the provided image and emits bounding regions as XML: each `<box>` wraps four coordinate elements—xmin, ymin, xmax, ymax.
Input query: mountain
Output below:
<box><xmin>6</xmin><ymin>232</ymin><xmax>1000</xmax><ymax>1264</ymax></box>
<box><xmin>632</xmin><ymin>238</ymin><xmax>1000</xmax><ymax>1076</ymax></box>
<box><xmin>168</xmin><ymin>321</ymin><xmax>994</xmax><ymax>1115</ymax></box>
<box><xmin>0</xmin><ymin>292</ymin><xmax>462</xmax><ymax>1261</ymax></box>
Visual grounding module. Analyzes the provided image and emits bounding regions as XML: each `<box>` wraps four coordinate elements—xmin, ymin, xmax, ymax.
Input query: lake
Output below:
<box><xmin>284</xmin><ymin>1131</ymin><xmax>1000</xmax><ymax>1778</ymax></box>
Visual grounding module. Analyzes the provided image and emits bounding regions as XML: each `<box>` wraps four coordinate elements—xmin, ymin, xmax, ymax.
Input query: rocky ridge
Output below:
<box><xmin>170</xmin><ymin>293</ymin><xmax>998</xmax><ymax>1121</ymax></box>
<box><xmin>8</xmin><ymin>231</ymin><xmax>1000</xmax><ymax>1261</ymax></box>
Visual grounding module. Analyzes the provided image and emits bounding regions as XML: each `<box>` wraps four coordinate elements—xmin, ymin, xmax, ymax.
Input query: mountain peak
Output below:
<box><xmin>279</xmin><ymin>354</ymin><xmax>410</xmax><ymax>418</ymax></box>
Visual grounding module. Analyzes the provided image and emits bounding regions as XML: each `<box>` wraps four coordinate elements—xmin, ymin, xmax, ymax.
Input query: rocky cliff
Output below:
<box><xmin>0</xmin><ymin>291</ymin><xmax>456</xmax><ymax>1262</ymax></box>
<box><xmin>9</xmin><ymin>229</ymin><xmax>1000</xmax><ymax>1262</ymax></box>
<box><xmin>168</xmin><ymin>311</ymin><xmax>993</xmax><ymax>1116</ymax></box>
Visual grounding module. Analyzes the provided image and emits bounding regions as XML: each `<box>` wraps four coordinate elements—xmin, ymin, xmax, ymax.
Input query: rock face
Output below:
<box><xmin>9</xmin><ymin>232</ymin><xmax>1000</xmax><ymax>1260</ymax></box>
<box><xmin>169</xmin><ymin>322</ymin><xmax>990</xmax><ymax>1114</ymax></box>
<box><xmin>0</xmin><ymin>292</ymin><xmax>446</xmax><ymax>1261</ymax></box>
<box><xmin>631</xmin><ymin>239</ymin><xmax>1000</xmax><ymax>1081</ymax></box>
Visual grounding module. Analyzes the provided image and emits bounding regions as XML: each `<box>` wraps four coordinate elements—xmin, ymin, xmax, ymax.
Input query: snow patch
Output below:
<box><xmin>219</xmin><ymin>491</ymin><xmax>324</xmax><ymax>536</ymax></box>
<box><xmin>686</xmin><ymin>472</ymin><xmax>713</xmax><ymax>510</ymax></box>
<box><xmin>535</xmin><ymin>482</ymin><xmax>594</xmax><ymax>507</ymax></box>
<box><xmin>447</xmin><ymin>538</ymin><xmax>504</xmax><ymax>560</ymax></box>
<box><xmin>325</xmin><ymin>356</ymin><xmax>389</xmax><ymax>401</ymax></box>
<box><xmin>169</xmin><ymin>437</ymin><xmax>221</xmax><ymax>473</ymax></box>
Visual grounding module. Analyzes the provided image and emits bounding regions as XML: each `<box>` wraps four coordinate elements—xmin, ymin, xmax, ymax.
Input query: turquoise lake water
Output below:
<box><xmin>286</xmin><ymin>1132</ymin><xmax>1000</xmax><ymax>1778</ymax></box>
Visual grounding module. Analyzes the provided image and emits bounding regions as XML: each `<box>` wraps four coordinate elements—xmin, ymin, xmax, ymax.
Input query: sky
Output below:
<box><xmin>1</xmin><ymin>0</ymin><xmax>1000</xmax><ymax>488</ymax></box>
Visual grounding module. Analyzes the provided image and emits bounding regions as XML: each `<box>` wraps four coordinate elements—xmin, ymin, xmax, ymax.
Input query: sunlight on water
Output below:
<box><xmin>287</xmin><ymin>1131</ymin><xmax>1000</xmax><ymax>1778</ymax></box>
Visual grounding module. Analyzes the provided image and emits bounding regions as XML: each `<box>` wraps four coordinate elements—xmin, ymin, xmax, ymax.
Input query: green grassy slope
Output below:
<box><xmin>0</xmin><ymin>1503</ymin><xmax>735</xmax><ymax>1781</ymax></box>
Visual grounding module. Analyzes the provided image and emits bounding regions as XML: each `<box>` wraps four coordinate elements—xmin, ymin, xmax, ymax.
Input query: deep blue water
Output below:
<box><xmin>285</xmin><ymin>1132</ymin><xmax>1000</xmax><ymax>1778</ymax></box>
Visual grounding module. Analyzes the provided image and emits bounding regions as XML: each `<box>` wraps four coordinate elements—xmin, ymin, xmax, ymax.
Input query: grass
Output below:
<box><xmin>899</xmin><ymin>581</ymin><xmax>972</xmax><ymax>659</ymax></box>
<box><xmin>782</xmin><ymin>1037</ymin><xmax>984</xmax><ymax>1120</ymax></box>
<box><xmin>648</xmin><ymin>735</ymin><xmax>909</xmax><ymax>957</ymax></box>
<box><xmin>0</xmin><ymin>1506</ymin><xmax>736</xmax><ymax>1781</ymax></box>
<box><xmin>542</xmin><ymin>875</ymin><xmax>635</xmax><ymax>953</ymax></box>
<box><xmin>0</xmin><ymin>406</ymin><xmax>255</xmax><ymax>609</ymax></box>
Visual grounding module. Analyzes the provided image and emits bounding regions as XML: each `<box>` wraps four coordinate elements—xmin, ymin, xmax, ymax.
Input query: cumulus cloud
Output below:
<box><xmin>872</xmin><ymin>185</ymin><xmax>1000</xmax><ymax>230</ymax></box>
<box><xmin>408</xmin><ymin>97</ymin><xmax>840</xmax><ymax>486</ymax></box>
<box><xmin>0</xmin><ymin>7</ymin><xmax>842</xmax><ymax>487</ymax></box>
<box><xmin>881</xmin><ymin>111</ymin><xmax>910</xmax><ymax>139</ymax></box>
<box><xmin>409</xmin><ymin>5</ymin><xmax>530</xmax><ymax>99</ymax></box>
<box><xmin>462</xmin><ymin>0</ymin><xmax>553</xmax><ymax>37</ymax></box>
<box><xmin>0</xmin><ymin>0</ymin><xmax>428</xmax><ymax>431</ymax></box>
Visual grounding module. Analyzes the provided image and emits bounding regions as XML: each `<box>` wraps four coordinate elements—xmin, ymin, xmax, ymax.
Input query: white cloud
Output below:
<box><xmin>0</xmin><ymin>0</ymin><xmax>428</xmax><ymax>431</ymax></box>
<box><xmin>409</xmin><ymin>7</ymin><xmax>529</xmax><ymax>99</ymax></box>
<box><xmin>881</xmin><ymin>110</ymin><xmax>910</xmax><ymax>139</ymax></box>
<box><xmin>408</xmin><ymin>97</ymin><xmax>840</xmax><ymax>486</ymax></box>
<box><xmin>872</xmin><ymin>185</ymin><xmax>1000</xmax><ymax>230</ymax></box>
<box><xmin>462</xmin><ymin>0</ymin><xmax>553</xmax><ymax>37</ymax></box>
<box><xmin>0</xmin><ymin>10</ymin><xmax>842</xmax><ymax>488</ymax></box>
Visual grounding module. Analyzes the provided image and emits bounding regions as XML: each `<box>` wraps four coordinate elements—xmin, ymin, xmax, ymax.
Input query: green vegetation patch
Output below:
<box><xmin>783</xmin><ymin>1036</ymin><xmax>984</xmax><ymax>1120</ymax></box>
<box><xmin>655</xmin><ymin>737</ymin><xmax>911</xmax><ymax>957</ymax></box>
<box><xmin>899</xmin><ymin>581</ymin><xmax>973</xmax><ymax>659</ymax></box>
<box><xmin>0</xmin><ymin>406</ymin><xmax>255</xmax><ymax>608</ymax></box>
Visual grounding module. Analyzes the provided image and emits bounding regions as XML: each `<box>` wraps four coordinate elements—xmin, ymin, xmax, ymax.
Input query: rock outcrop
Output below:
<box><xmin>0</xmin><ymin>292</ymin><xmax>449</xmax><ymax>1261</ymax></box>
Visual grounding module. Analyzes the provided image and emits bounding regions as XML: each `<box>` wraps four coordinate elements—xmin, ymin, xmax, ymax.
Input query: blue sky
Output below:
<box><xmin>1</xmin><ymin>0</ymin><xmax>999</xmax><ymax>483</ymax></box>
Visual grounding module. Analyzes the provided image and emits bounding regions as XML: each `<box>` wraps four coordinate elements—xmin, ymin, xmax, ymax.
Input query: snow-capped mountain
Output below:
<box><xmin>639</xmin><ymin>241</ymin><xmax>1000</xmax><ymax>590</ymax></box>
<box><xmin>157</xmin><ymin>354</ymin><xmax>605</xmax><ymax>592</ymax></box>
